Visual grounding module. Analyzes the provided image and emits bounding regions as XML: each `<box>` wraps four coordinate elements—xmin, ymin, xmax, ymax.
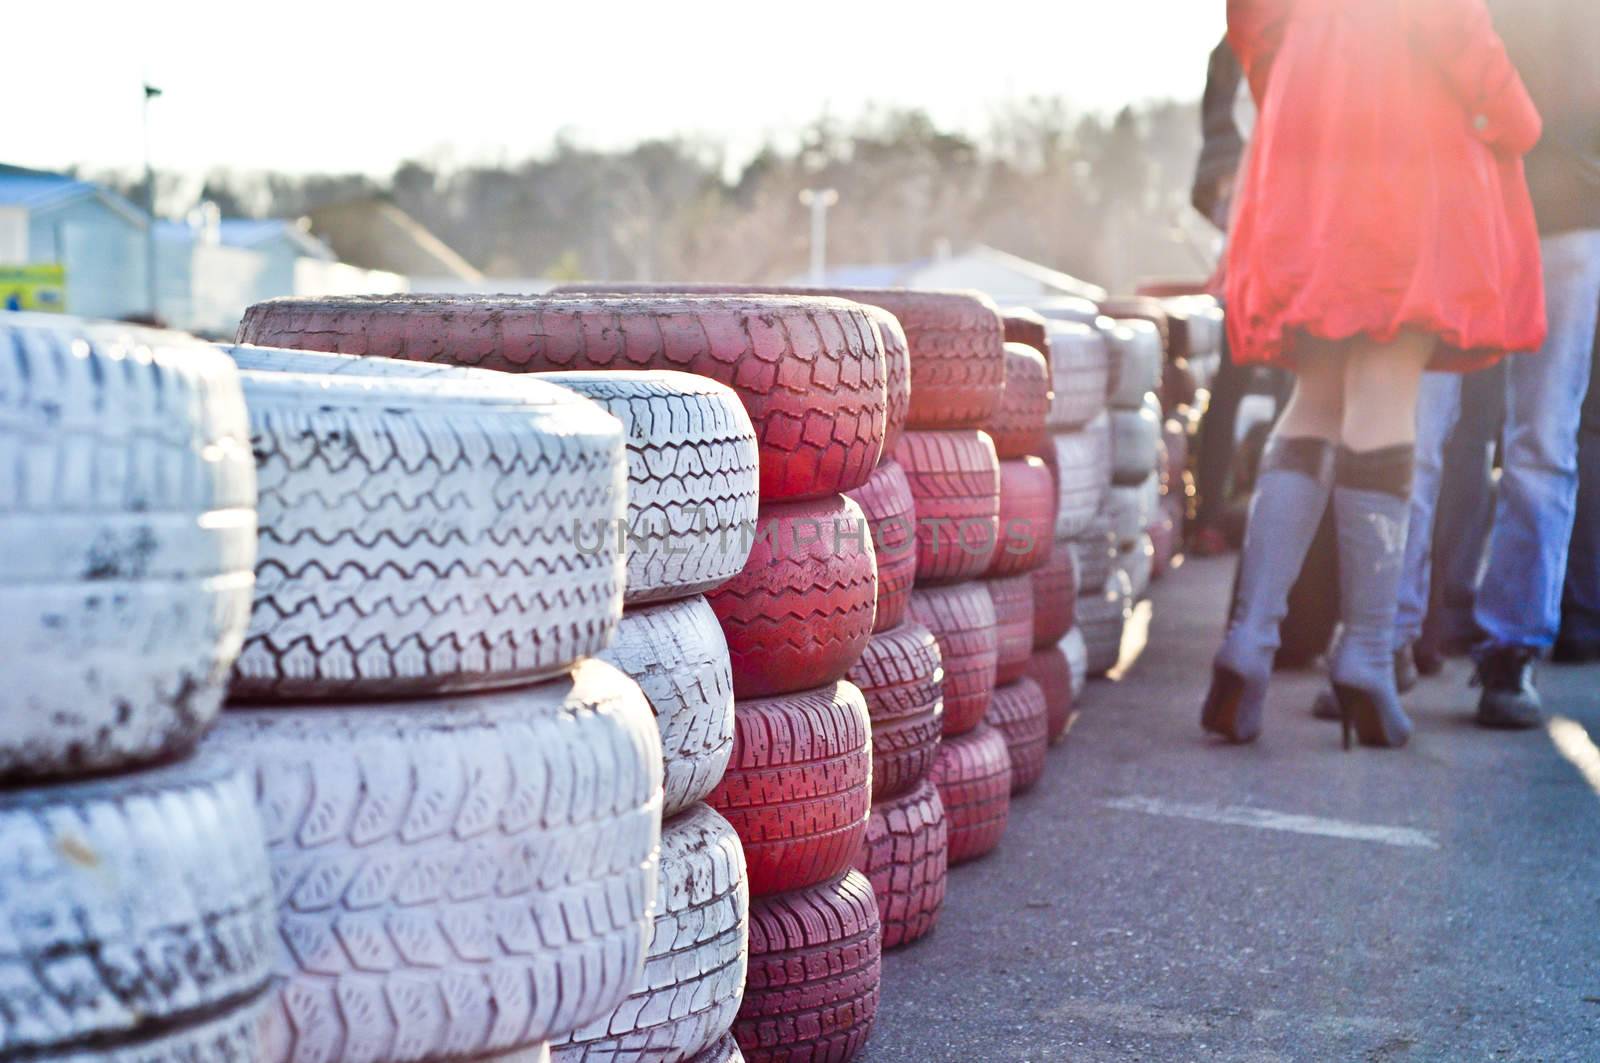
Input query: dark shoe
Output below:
<box><xmin>1413</xmin><ymin>640</ymin><xmax>1444</xmax><ymax>676</ymax></box>
<box><xmin>1394</xmin><ymin>643</ymin><xmax>1419</xmax><ymax>693</ymax></box>
<box><xmin>1551</xmin><ymin>634</ymin><xmax>1600</xmax><ymax>664</ymax></box>
<box><xmin>1473</xmin><ymin>646</ymin><xmax>1542</xmax><ymax>729</ymax></box>
<box><xmin>1326</xmin><ymin>446</ymin><xmax>1416</xmax><ymax>750</ymax></box>
<box><xmin>1203</xmin><ymin>438</ymin><xmax>1337</xmax><ymax>742</ymax></box>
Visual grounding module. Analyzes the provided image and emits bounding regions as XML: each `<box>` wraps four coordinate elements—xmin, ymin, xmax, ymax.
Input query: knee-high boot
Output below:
<box><xmin>1329</xmin><ymin>444</ymin><xmax>1416</xmax><ymax>749</ymax></box>
<box><xmin>1203</xmin><ymin>437</ymin><xmax>1337</xmax><ymax>742</ymax></box>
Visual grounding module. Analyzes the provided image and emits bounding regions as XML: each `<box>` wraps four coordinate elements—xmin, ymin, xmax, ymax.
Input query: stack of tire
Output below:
<box><xmin>1102</xmin><ymin>314</ymin><xmax>1166</xmax><ymax>606</ymax></box>
<box><xmin>1004</xmin><ymin>311</ymin><xmax>1087</xmax><ymax>747</ymax></box>
<box><xmin>211</xmin><ymin>330</ymin><xmax>666</xmax><ymax>1063</ymax></box>
<box><xmin>0</xmin><ymin>316</ymin><xmax>280</xmax><ymax>1062</ymax></box>
<box><xmin>237</xmin><ymin>292</ymin><xmax>898</xmax><ymax>1063</ymax></box>
<box><xmin>860</xmin><ymin>291</ymin><xmax>1014</xmax><ymax>870</ymax></box>
<box><xmin>979</xmin><ymin>331</ymin><xmax>1056</xmax><ymax>794</ymax></box>
<box><xmin>1038</xmin><ymin>314</ymin><xmax>1125</xmax><ymax>680</ymax></box>
<box><xmin>546</xmin><ymin>287</ymin><xmax>1001</xmax><ymax>929</ymax></box>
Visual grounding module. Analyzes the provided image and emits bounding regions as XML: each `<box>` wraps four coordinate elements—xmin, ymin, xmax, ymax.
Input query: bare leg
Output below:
<box><xmin>1328</xmin><ymin>329</ymin><xmax>1436</xmax><ymax>748</ymax></box>
<box><xmin>1273</xmin><ymin>338</ymin><xmax>1346</xmax><ymax>444</ymax></box>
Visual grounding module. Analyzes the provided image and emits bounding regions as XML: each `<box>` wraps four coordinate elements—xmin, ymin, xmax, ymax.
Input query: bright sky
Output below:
<box><xmin>6</xmin><ymin>1</ymin><xmax>1224</xmax><ymax>178</ymax></box>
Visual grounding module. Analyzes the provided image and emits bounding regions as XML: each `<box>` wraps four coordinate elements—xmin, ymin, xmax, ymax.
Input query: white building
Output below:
<box><xmin>0</xmin><ymin>164</ymin><xmax>150</xmax><ymax>320</ymax></box>
<box><xmin>1</xmin><ymin>164</ymin><xmax>408</xmax><ymax>336</ymax></box>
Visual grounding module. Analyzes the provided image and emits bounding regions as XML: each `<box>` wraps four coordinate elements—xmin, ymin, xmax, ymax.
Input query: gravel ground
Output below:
<box><xmin>861</xmin><ymin>554</ymin><xmax>1600</xmax><ymax>1062</ymax></box>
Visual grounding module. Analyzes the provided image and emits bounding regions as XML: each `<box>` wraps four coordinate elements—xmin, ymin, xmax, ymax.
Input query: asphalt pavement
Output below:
<box><xmin>861</xmin><ymin>554</ymin><xmax>1600</xmax><ymax>1062</ymax></box>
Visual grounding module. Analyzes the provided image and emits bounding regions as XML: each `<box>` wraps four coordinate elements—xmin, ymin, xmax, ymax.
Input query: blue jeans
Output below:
<box><xmin>1560</xmin><ymin>305</ymin><xmax>1600</xmax><ymax>642</ymax></box>
<box><xmin>1476</xmin><ymin>229</ymin><xmax>1600</xmax><ymax>651</ymax></box>
<box><xmin>1394</xmin><ymin>365</ymin><xmax>1504</xmax><ymax>650</ymax></box>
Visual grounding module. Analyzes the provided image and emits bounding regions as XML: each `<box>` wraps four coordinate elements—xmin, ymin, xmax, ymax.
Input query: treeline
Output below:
<box><xmin>106</xmin><ymin>99</ymin><xmax>1214</xmax><ymax>291</ymax></box>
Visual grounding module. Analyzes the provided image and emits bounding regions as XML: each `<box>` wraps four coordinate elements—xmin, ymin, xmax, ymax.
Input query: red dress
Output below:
<box><xmin>1226</xmin><ymin>0</ymin><xmax>1547</xmax><ymax>371</ymax></box>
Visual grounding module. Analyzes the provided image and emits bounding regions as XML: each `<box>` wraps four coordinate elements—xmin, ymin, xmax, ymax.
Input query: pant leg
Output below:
<box><xmin>1394</xmin><ymin>372</ymin><xmax>1462</xmax><ymax>648</ymax></box>
<box><xmin>1477</xmin><ymin>229</ymin><xmax>1600</xmax><ymax>651</ymax></box>
<box><xmin>1431</xmin><ymin>361</ymin><xmax>1505</xmax><ymax>646</ymax></box>
<box><xmin>1195</xmin><ymin>328</ymin><xmax>1249</xmax><ymax>529</ymax></box>
<box><xmin>1561</xmin><ymin>306</ymin><xmax>1600</xmax><ymax>641</ymax></box>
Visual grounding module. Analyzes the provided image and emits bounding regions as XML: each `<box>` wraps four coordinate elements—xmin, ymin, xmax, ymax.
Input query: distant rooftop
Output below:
<box><xmin>0</xmin><ymin>164</ymin><xmax>147</xmax><ymax>227</ymax></box>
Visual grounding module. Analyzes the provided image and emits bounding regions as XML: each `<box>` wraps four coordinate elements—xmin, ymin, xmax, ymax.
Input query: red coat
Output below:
<box><xmin>1225</xmin><ymin>0</ymin><xmax>1547</xmax><ymax>371</ymax></box>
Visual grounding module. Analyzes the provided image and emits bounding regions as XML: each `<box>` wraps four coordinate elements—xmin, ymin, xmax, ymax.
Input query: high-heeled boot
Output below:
<box><xmin>1329</xmin><ymin>444</ymin><xmax>1416</xmax><ymax>750</ymax></box>
<box><xmin>1202</xmin><ymin>437</ymin><xmax>1336</xmax><ymax>742</ymax></box>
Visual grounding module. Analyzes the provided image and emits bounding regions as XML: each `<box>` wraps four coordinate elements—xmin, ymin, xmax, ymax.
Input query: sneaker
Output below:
<box><xmin>1472</xmin><ymin>646</ymin><xmax>1542</xmax><ymax>730</ymax></box>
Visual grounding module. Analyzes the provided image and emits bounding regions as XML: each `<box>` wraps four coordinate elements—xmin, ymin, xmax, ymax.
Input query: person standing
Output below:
<box><xmin>1557</xmin><ymin>306</ymin><xmax>1600</xmax><ymax>660</ymax></box>
<box><xmin>1206</xmin><ymin>0</ymin><xmax>1544</xmax><ymax>749</ymax></box>
<box><xmin>1470</xmin><ymin>0</ymin><xmax>1600</xmax><ymax>726</ymax></box>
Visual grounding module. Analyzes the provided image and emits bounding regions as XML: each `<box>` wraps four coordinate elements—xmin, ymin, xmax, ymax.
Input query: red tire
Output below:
<box><xmin>1026</xmin><ymin>644</ymin><xmax>1079</xmax><ymax>744</ymax></box>
<box><xmin>707</xmin><ymin>496</ymin><xmax>876</xmax><ymax>699</ymax></box>
<box><xmin>1002</xmin><ymin>308</ymin><xmax>1051</xmax><ymax>366</ymax></box>
<box><xmin>930</xmin><ymin>724</ymin><xmax>1012</xmax><ymax>865</ymax></box>
<box><xmin>846</xmin><ymin>622</ymin><xmax>944</xmax><ymax>802</ymax></box>
<box><xmin>1031</xmin><ymin>541</ymin><xmax>1079</xmax><ymax>648</ymax></box>
<box><xmin>844</xmin><ymin>460</ymin><xmax>917</xmax><ymax>634</ymax></box>
<box><xmin>736</xmin><ymin>871</ymin><xmax>881</xmax><ymax>1063</ymax></box>
<box><xmin>863</xmin><ymin>305</ymin><xmax>912</xmax><ymax>458</ymax></box>
<box><xmin>908</xmin><ymin>584</ymin><xmax>997</xmax><ymax>738</ymax></box>
<box><xmin>893</xmin><ymin>430</ymin><xmax>1000</xmax><ymax>584</ymax></box>
<box><xmin>985</xmin><ymin>573</ymin><xmax>1035</xmax><ymax>686</ymax></box>
<box><xmin>853</xmin><ymin>779</ymin><xmax>948</xmax><ymax>950</ymax></box>
<box><xmin>985</xmin><ymin>344</ymin><xmax>1051</xmax><ymax>459</ymax></box>
<box><xmin>822</xmin><ymin>289</ymin><xmax>1005</xmax><ymax>430</ymax></box>
<box><xmin>237</xmin><ymin>294</ymin><xmax>889</xmax><ymax>501</ymax></box>
<box><xmin>987</xmin><ymin>457</ymin><xmax>1056</xmax><ymax>577</ymax></box>
<box><xmin>985</xmin><ymin>677</ymin><xmax>1049</xmax><ymax>793</ymax></box>
<box><xmin>549</xmin><ymin>283</ymin><xmax>1004</xmax><ymax>430</ymax></box>
<box><xmin>707</xmin><ymin>681</ymin><xmax>872</xmax><ymax>897</ymax></box>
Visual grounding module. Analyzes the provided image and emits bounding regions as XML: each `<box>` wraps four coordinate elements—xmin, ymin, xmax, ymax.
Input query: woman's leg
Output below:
<box><xmin>1328</xmin><ymin>330</ymin><xmax>1435</xmax><ymax>747</ymax></box>
<box><xmin>1203</xmin><ymin>343</ymin><xmax>1344</xmax><ymax>742</ymax></box>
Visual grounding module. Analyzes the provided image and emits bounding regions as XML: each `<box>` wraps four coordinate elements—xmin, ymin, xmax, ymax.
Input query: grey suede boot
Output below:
<box><xmin>1203</xmin><ymin>437</ymin><xmax>1337</xmax><ymax>742</ymax></box>
<box><xmin>1329</xmin><ymin>445</ymin><xmax>1416</xmax><ymax>750</ymax></box>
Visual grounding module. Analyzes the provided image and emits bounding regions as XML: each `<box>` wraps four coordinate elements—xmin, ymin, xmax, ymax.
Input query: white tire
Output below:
<box><xmin>1043</xmin><ymin>322</ymin><xmax>1109</xmax><ymax>431</ymax></box>
<box><xmin>1106</xmin><ymin>319</ymin><xmax>1163</xmax><ymax>409</ymax></box>
<box><xmin>1051</xmin><ymin>415</ymin><xmax>1110</xmax><ymax>539</ymax></box>
<box><xmin>211</xmin><ymin>660</ymin><xmax>665</xmax><ymax>1063</ymax></box>
<box><xmin>1119</xmin><ymin>534</ymin><xmax>1154</xmax><ymax>601</ymax></box>
<box><xmin>0</xmin><ymin>316</ymin><xmax>256</xmax><ymax>781</ymax></box>
<box><xmin>1079</xmin><ymin>571</ymin><xmax>1132</xmax><ymax>677</ymax></box>
<box><xmin>1069</xmin><ymin>509</ymin><xmax>1117</xmax><ymax>595</ymax></box>
<box><xmin>1109</xmin><ymin>405</ymin><xmax>1160</xmax><ymax>486</ymax></box>
<box><xmin>536</xmin><ymin>372</ymin><xmax>760</xmax><ymax>604</ymax></box>
<box><xmin>0</xmin><ymin>749</ymin><xmax>276</xmax><ymax>1058</ymax></box>
<box><xmin>553</xmin><ymin>804</ymin><xmax>748</xmax><ymax>1062</ymax></box>
<box><xmin>599</xmin><ymin>597</ymin><xmax>736</xmax><ymax>818</ymax></box>
<box><xmin>1060</xmin><ymin>626</ymin><xmax>1088</xmax><ymax>705</ymax></box>
<box><xmin>1108</xmin><ymin>471</ymin><xmax>1159</xmax><ymax>548</ymax></box>
<box><xmin>231</xmin><ymin>359</ymin><xmax>627</xmax><ymax>698</ymax></box>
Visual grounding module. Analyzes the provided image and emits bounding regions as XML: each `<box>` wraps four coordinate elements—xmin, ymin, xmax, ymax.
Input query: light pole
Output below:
<box><xmin>142</xmin><ymin>82</ymin><xmax>162</xmax><ymax>320</ymax></box>
<box><xmin>798</xmin><ymin>188</ymin><xmax>838</xmax><ymax>285</ymax></box>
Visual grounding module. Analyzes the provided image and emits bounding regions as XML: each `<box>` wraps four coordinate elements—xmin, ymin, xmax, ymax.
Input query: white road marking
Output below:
<box><xmin>1104</xmin><ymin>795</ymin><xmax>1440</xmax><ymax>850</ymax></box>
<box><xmin>1547</xmin><ymin>715</ymin><xmax>1600</xmax><ymax>796</ymax></box>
